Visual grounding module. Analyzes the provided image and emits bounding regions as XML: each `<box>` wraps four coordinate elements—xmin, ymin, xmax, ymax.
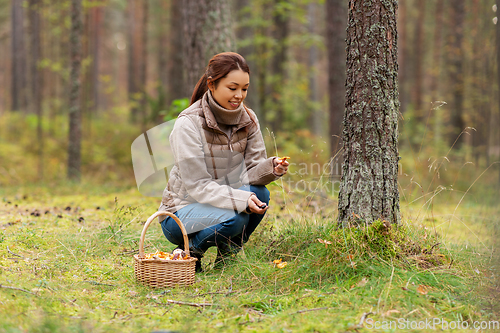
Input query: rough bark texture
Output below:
<box><xmin>326</xmin><ymin>0</ymin><xmax>347</xmax><ymax>160</ymax></box>
<box><xmin>338</xmin><ymin>0</ymin><xmax>400</xmax><ymax>225</ymax></box>
<box><xmin>29</xmin><ymin>0</ymin><xmax>43</xmax><ymax>179</ymax></box>
<box><xmin>448</xmin><ymin>0</ymin><xmax>465</xmax><ymax>148</ymax></box>
<box><xmin>67</xmin><ymin>0</ymin><xmax>82</xmax><ymax>181</ymax></box>
<box><xmin>11</xmin><ymin>0</ymin><xmax>28</xmax><ymax>112</ymax></box>
<box><xmin>182</xmin><ymin>0</ymin><xmax>235</xmax><ymax>95</ymax></box>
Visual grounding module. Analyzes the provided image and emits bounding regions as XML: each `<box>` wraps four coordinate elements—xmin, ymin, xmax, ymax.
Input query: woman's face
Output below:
<box><xmin>209</xmin><ymin>69</ymin><xmax>249</xmax><ymax>110</ymax></box>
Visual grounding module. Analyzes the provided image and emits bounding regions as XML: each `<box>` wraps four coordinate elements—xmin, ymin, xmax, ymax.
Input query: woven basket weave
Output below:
<box><xmin>134</xmin><ymin>211</ymin><xmax>197</xmax><ymax>288</ymax></box>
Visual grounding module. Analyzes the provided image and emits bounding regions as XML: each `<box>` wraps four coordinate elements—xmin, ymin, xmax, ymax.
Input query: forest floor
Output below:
<box><xmin>0</xmin><ymin>182</ymin><xmax>499</xmax><ymax>333</ymax></box>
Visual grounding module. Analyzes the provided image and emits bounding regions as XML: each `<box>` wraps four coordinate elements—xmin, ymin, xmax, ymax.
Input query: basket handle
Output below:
<box><xmin>138</xmin><ymin>211</ymin><xmax>190</xmax><ymax>259</ymax></box>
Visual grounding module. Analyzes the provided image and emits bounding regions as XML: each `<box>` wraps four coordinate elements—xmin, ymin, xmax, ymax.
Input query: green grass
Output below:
<box><xmin>0</xmin><ymin>183</ymin><xmax>498</xmax><ymax>333</ymax></box>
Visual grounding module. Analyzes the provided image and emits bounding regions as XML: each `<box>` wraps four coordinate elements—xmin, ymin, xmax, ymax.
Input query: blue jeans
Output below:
<box><xmin>160</xmin><ymin>185</ymin><xmax>270</xmax><ymax>253</ymax></box>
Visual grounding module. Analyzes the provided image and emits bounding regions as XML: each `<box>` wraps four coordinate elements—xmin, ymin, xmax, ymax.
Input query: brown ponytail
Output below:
<box><xmin>190</xmin><ymin>52</ymin><xmax>251</xmax><ymax>105</ymax></box>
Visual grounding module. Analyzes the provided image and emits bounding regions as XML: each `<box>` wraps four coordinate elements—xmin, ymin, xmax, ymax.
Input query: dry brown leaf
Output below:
<box><xmin>317</xmin><ymin>238</ymin><xmax>332</xmax><ymax>248</ymax></box>
<box><xmin>383</xmin><ymin>309</ymin><xmax>401</xmax><ymax>317</ymax></box>
<box><xmin>417</xmin><ymin>285</ymin><xmax>428</xmax><ymax>295</ymax></box>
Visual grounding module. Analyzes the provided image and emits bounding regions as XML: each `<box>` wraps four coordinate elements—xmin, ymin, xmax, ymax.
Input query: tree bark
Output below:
<box><xmin>326</xmin><ymin>0</ymin><xmax>347</xmax><ymax>164</ymax></box>
<box><xmin>11</xmin><ymin>0</ymin><xmax>28</xmax><ymax>112</ymax></box>
<box><xmin>497</xmin><ymin>0</ymin><xmax>500</xmax><ymax>185</ymax></box>
<box><xmin>397</xmin><ymin>0</ymin><xmax>408</xmax><ymax>114</ymax></box>
<box><xmin>307</xmin><ymin>2</ymin><xmax>320</xmax><ymax>135</ymax></box>
<box><xmin>413</xmin><ymin>0</ymin><xmax>426</xmax><ymax>121</ymax></box>
<box><xmin>338</xmin><ymin>0</ymin><xmax>400</xmax><ymax>225</ymax></box>
<box><xmin>181</xmin><ymin>0</ymin><xmax>235</xmax><ymax>95</ymax></box>
<box><xmin>29</xmin><ymin>0</ymin><xmax>43</xmax><ymax>180</ymax></box>
<box><xmin>448</xmin><ymin>0</ymin><xmax>466</xmax><ymax>148</ymax></box>
<box><xmin>67</xmin><ymin>0</ymin><xmax>83</xmax><ymax>181</ymax></box>
<box><xmin>270</xmin><ymin>0</ymin><xmax>289</xmax><ymax>134</ymax></box>
<box><xmin>430</xmin><ymin>0</ymin><xmax>445</xmax><ymax>147</ymax></box>
<box><xmin>167</xmin><ymin>0</ymin><xmax>185</xmax><ymax>102</ymax></box>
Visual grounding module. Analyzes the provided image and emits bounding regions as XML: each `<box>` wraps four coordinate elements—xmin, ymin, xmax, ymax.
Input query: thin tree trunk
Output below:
<box><xmin>307</xmin><ymin>2</ymin><xmax>320</xmax><ymax>135</ymax></box>
<box><xmin>11</xmin><ymin>0</ymin><xmax>28</xmax><ymax>112</ymax></box>
<box><xmin>29</xmin><ymin>0</ymin><xmax>43</xmax><ymax>180</ymax></box>
<box><xmin>326</xmin><ymin>0</ymin><xmax>347</xmax><ymax>165</ymax></box>
<box><xmin>398</xmin><ymin>0</ymin><xmax>408</xmax><ymax>114</ymax></box>
<box><xmin>338</xmin><ymin>0</ymin><xmax>400</xmax><ymax>225</ymax></box>
<box><xmin>448</xmin><ymin>0</ymin><xmax>465</xmax><ymax>148</ymax></box>
<box><xmin>127</xmin><ymin>0</ymin><xmax>139</xmax><ymax>122</ymax></box>
<box><xmin>413</xmin><ymin>0</ymin><xmax>426</xmax><ymax>122</ymax></box>
<box><xmin>67</xmin><ymin>0</ymin><xmax>83</xmax><ymax>181</ymax></box>
<box><xmin>92</xmin><ymin>6</ymin><xmax>102</xmax><ymax>113</ymax></box>
<box><xmin>430</xmin><ymin>0</ymin><xmax>445</xmax><ymax>147</ymax></box>
<box><xmin>140</xmin><ymin>0</ymin><xmax>148</xmax><ymax>128</ymax></box>
<box><xmin>270</xmin><ymin>0</ymin><xmax>289</xmax><ymax>134</ymax></box>
<box><xmin>167</xmin><ymin>0</ymin><xmax>185</xmax><ymax>103</ymax></box>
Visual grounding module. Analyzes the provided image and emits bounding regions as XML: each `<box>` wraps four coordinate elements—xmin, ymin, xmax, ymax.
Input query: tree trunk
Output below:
<box><xmin>413</xmin><ymin>0</ymin><xmax>426</xmax><ymax>121</ymax></box>
<box><xmin>182</xmin><ymin>0</ymin><xmax>235</xmax><ymax>95</ymax></box>
<box><xmin>326</xmin><ymin>0</ymin><xmax>347</xmax><ymax>165</ymax></box>
<box><xmin>92</xmin><ymin>6</ymin><xmax>102</xmax><ymax>113</ymax></box>
<box><xmin>338</xmin><ymin>0</ymin><xmax>400</xmax><ymax>225</ymax></box>
<box><xmin>430</xmin><ymin>0</ymin><xmax>445</xmax><ymax>147</ymax></box>
<box><xmin>67</xmin><ymin>0</ymin><xmax>83</xmax><ymax>181</ymax></box>
<box><xmin>140</xmin><ymin>0</ymin><xmax>148</xmax><ymax>128</ymax></box>
<box><xmin>11</xmin><ymin>0</ymin><xmax>28</xmax><ymax>112</ymax></box>
<box><xmin>29</xmin><ymin>0</ymin><xmax>43</xmax><ymax>180</ymax></box>
<box><xmin>397</xmin><ymin>0</ymin><xmax>408</xmax><ymax>114</ymax></box>
<box><xmin>270</xmin><ymin>0</ymin><xmax>289</xmax><ymax>134</ymax></box>
<box><xmin>167</xmin><ymin>0</ymin><xmax>185</xmax><ymax>102</ymax></box>
<box><xmin>307</xmin><ymin>2</ymin><xmax>320</xmax><ymax>135</ymax></box>
<box><xmin>448</xmin><ymin>0</ymin><xmax>465</xmax><ymax>148</ymax></box>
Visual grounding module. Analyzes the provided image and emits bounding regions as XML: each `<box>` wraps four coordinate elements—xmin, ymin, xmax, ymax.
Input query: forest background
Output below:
<box><xmin>1</xmin><ymin>0</ymin><xmax>500</xmax><ymax>332</ymax></box>
<box><xmin>0</xmin><ymin>0</ymin><xmax>499</xmax><ymax>192</ymax></box>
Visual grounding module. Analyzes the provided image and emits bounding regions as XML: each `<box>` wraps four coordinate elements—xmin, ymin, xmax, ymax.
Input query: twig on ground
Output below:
<box><xmin>358</xmin><ymin>312</ymin><xmax>373</xmax><ymax>326</ymax></box>
<box><xmin>166</xmin><ymin>299</ymin><xmax>214</xmax><ymax>307</ymax></box>
<box><xmin>7</xmin><ymin>246</ymin><xmax>26</xmax><ymax>259</ymax></box>
<box><xmin>0</xmin><ymin>284</ymin><xmax>38</xmax><ymax>296</ymax></box>
<box><xmin>84</xmin><ymin>280</ymin><xmax>115</xmax><ymax>287</ymax></box>
<box><xmin>292</xmin><ymin>307</ymin><xmax>329</xmax><ymax>314</ymax></box>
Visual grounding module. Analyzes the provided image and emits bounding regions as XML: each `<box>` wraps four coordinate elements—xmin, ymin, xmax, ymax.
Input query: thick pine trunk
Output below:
<box><xmin>182</xmin><ymin>0</ymin><xmax>235</xmax><ymax>94</ymax></box>
<box><xmin>67</xmin><ymin>0</ymin><xmax>82</xmax><ymax>181</ymax></box>
<box><xmin>338</xmin><ymin>0</ymin><xmax>400</xmax><ymax>225</ymax></box>
<box><xmin>326</xmin><ymin>0</ymin><xmax>347</xmax><ymax>162</ymax></box>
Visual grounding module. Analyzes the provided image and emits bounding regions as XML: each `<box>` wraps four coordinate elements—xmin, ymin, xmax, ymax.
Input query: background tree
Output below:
<box><xmin>28</xmin><ymin>0</ymin><xmax>43</xmax><ymax>179</ymax></box>
<box><xmin>67</xmin><ymin>0</ymin><xmax>82</xmax><ymax>181</ymax></box>
<box><xmin>182</xmin><ymin>0</ymin><xmax>235</xmax><ymax>95</ymax></box>
<box><xmin>11</xmin><ymin>0</ymin><xmax>28</xmax><ymax>112</ymax></box>
<box><xmin>326</xmin><ymin>0</ymin><xmax>347</xmax><ymax>164</ymax></box>
<box><xmin>338</xmin><ymin>0</ymin><xmax>400</xmax><ymax>225</ymax></box>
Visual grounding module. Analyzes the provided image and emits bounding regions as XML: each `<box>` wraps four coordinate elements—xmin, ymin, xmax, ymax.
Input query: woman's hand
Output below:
<box><xmin>273</xmin><ymin>157</ymin><xmax>289</xmax><ymax>176</ymax></box>
<box><xmin>247</xmin><ymin>194</ymin><xmax>268</xmax><ymax>214</ymax></box>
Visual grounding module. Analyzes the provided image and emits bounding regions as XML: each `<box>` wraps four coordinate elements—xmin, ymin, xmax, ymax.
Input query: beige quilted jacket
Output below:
<box><xmin>159</xmin><ymin>91</ymin><xmax>279</xmax><ymax>215</ymax></box>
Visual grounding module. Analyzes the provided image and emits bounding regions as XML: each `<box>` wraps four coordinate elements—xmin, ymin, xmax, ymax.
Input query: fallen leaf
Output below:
<box><xmin>417</xmin><ymin>285</ymin><xmax>428</xmax><ymax>295</ymax></box>
<box><xmin>317</xmin><ymin>238</ymin><xmax>332</xmax><ymax>248</ymax></box>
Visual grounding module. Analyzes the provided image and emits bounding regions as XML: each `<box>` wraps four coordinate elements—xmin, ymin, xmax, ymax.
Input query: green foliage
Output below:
<box><xmin>161</xmin><ymin>98</ymin><xmax>189</xmax><ymax>122</ymax></box>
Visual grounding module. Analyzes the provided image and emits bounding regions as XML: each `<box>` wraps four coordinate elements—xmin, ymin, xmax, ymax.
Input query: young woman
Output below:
<box><xmin>158</xmin><ymin>52</ymin><xmax>289</xmax><ymax>271</ymax></box>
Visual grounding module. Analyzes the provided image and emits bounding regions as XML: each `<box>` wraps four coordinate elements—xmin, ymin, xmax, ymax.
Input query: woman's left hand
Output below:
<box><xmin>273</xmin><ymin>157</ymin><xmax>289</xmax><ymax>176</ymax></box>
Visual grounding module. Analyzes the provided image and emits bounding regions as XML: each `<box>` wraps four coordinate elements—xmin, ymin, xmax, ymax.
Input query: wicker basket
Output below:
<box><xmin>134</xmin><ymin>211</ymin><xmax>197</xmax><ymax>288</ymax></box>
